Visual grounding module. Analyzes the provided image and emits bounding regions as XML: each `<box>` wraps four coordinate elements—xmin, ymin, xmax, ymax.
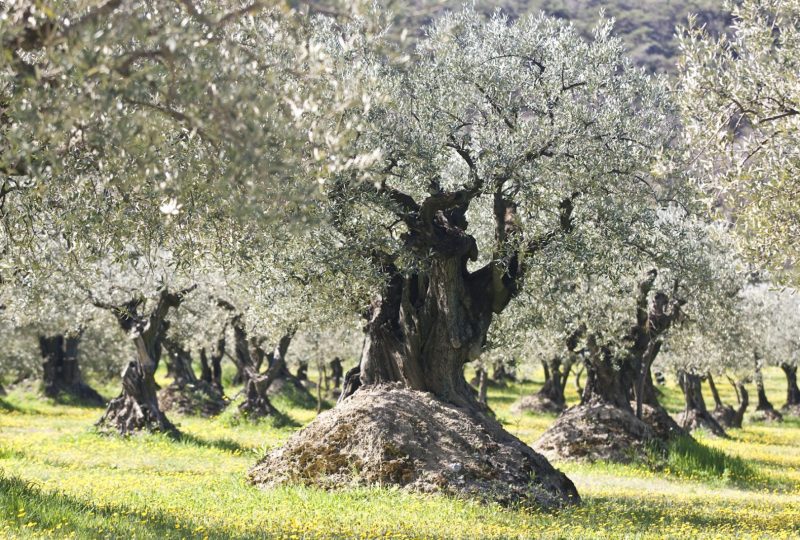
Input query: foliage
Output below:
<box><xmin>678</xmin><ymin>0</ymin><xmax>800</xmax><ymax>284</ymax></box>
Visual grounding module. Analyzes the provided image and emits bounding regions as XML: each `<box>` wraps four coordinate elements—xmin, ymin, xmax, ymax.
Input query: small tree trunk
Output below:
<box><xmin>39</xmin><ymin>332</ymin><xmax>104</xmax><ymax>405</ymax></box>
<box><xmin>535</xmin><ymin>356</ymin><xmax>567</xmax><ymax>409</ymax></box>
<box><xmin>676</xmin><ymin>371</ymin><xmax>726</xmax><ymax>436</ymax></box>
<box><xmin>478</xmin><ymin>368</ymin><xmax>488</xmax><ymax>405</ymax></box>
<box><xmin>162</xmin><ymin>338</ymin><xmax>197</xmax><ymax>386</ymax></box>
<box><xmin>316</xmin><ymin>367</ymin><xmax>323</xmax><ymax>415</ymax></box>
<box><xmin>707</xmin><ymin>373</ymin><xmax>723</xmax><ymax>409</ymax></box>
<box><xmin>754</xmin><ymin>357</ymin><xmax>783</xmax><ymax>421</ymax></box>
<box><xmin>199</xmin><ymin>348</ymin><xmax>213</xmax><ymax>385</ymax></box>
<box><xmin>780</xmin><ymin>363</ymin><xmax>800</xmax><ymax>411</ymax></box>
<box><xmin>574</xmin><ymin>363</ymin><xmax>584</xmax><ymax>395</ymax></box>
<box><xmin>330</xmin><ymin>357</ymin><xmax>343</xmax><ymax>390</ymax></box>
<box><xmin>732</xmin><ymin>382</ymin><xmax>748</xmax><ymax>428</ymax></box>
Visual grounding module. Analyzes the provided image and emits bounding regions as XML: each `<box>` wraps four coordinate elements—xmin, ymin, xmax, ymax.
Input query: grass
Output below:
<box><xmin>1</xmin><ymin>368</ymin><xmax>799</xmax><ymax>539</ymax></box>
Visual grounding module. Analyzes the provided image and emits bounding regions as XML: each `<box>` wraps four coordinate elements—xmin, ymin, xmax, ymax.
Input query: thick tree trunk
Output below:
<box><xmin>95</xmin><ymin>286</ymin><xmax>194</xmax><ymax>434</ymax></box>
<box><xmin>343</xmin><ymin>257</ymin><xmax>491</xmax><ymax>410</ymax></box>
<box><xmin>754</xmin><ymin>357</ymin><xmax>783</xmax><ymax>422</ymax></box>
<box><xmin>39</xmin><ymin>332</ymin><xmax>104</xmax><ymax>405</ymax></box>
<box><xmin>581</xmin><ymin>337</ymin><xmax>634</xmax><ymax>410</ymax></box>
<box><xmin>780</xmin><ymin>363</ymin><xmax>800</xmax><ymax>414</ymax></box>
<box><xmin>676</xmin><ymin>371</ymin><xmax>726</xmax><ymax>436</ymax></box>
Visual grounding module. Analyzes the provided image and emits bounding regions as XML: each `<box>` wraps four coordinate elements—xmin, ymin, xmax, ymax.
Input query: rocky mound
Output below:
<box><xmin>711</xmin><ymin>404</ymin><xmax>740</xmax><ymax>429</ymax></box>
<box><xmin>248</xmin><ymin>384</ymin><xmax>579</xmax><ymax>509</ymax></box>
<box><xmin>780</xmin><ymin>403</ymin><xmax>800</xmax><ymax>417</ymax></box>
<box><xmin>752</xmin><ymin>408</ymin><xmax>784</xmax><ymax>423</ymax></box>
<box><xmin>534</xmin><ymin>400</ymin><xmax>660</xmax><ymax>463</ymax></box>
<box><xmin>511</xmin><ymin>394</ymin><xmax>565</xmax><ymax>415</ymax></box>
<box><xmin>158</xmin><ymin>382</ymin><xmax>226</xmax><ymax>417</ymax></box>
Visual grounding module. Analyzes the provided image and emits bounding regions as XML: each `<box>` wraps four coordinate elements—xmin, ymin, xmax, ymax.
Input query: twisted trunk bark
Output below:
<box><xmin>95</xmin><ymin>286</ymin><xmax>194</xmax><ymax>434</ymax></box>
<box><xmin>677</xmin><ymin>371</ymin><xmax>726</xmax><ymax>436</ymax></box>
<box><xmin>780</xmin><ymin>363</ymin><xmax>800</xmax><ymax>412</ymax></box>
<box><xmin>754</xmin><ymin>356</ymin><xmax>782</xmax><ymax>421</ymax></box>
<box><xmin>343</xmin><ymin>257</ymin><xmax>491</xmax><ymax>410</ymax></box>
<box><xmin>199</xmin><ymin>334</ymin><xmax>225</xmax><ymax>393</ymax></box>
<box><xmin>537</xmin><ymin>355</ymin><xmax>572</xmax><ymax>409</ymax></box>
<box><xmin>581</xmin><ymin>336</ymin><xmax>635</xmax><ymax>410</ymax></box>
<box><xmin>39</xmin><ymin>332</ymin><xmax>104</xmax><ymax>405</ymax></box>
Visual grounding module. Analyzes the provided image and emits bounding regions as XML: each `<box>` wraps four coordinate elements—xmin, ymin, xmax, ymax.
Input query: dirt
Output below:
<box><xmin>534</xmin><ymin>400</ymin><xmax>686</xmax><ymax>463</ymax></box>
<box><xmin>248</xmin><ymin>383</ymin><xmax>579</xmax><ymax>509</ymax></box>
<box><xmin>158</xmin><ymin>382</ymin><xmax>227</xmax><ymax>417</ymax></box>
<box><xmin>511</xmin><ymin>394</ymin><xmax>565</xmax><ymax>414</ymax></box>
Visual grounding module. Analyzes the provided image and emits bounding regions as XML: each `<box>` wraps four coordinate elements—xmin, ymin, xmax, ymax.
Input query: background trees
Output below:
<box><xmin>679</xmin><ymin>0</ymin><xmax>800</xmax><ymax>284</ymax></box>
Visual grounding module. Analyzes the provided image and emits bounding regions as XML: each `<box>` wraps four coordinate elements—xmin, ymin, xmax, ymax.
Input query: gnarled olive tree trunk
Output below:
<box><xmin>780</xmin><ymin>363</ymin><xmax>800</xmax><ymax>414</ymax></box>
<box><xmin>159</xmin><ymin>337</ymin><xmax>225</xmax><ymax>416</ymax></box>
<box><xmin>628</xmin><ymin>270</ymin><xmax>684</xmax><ymax>420</ymax></box>
<box><xmin>262</xmin><ymin>189</ymin><xmax>582</xmax><ymax>507</ymax></box>
<box><xmin>709</xmin><ymin>375</ymin><xmax>748</xmax><ymax>429</ymax></box>
<box><xmin>199</xmin><ymin>330</ymin><xmax>225</xmax><ymax>394</ymax></box>
<box><xmin>94</xmin><ymin>286</ymin><xmax>194</xmax><ymax>434</ymax></box>
<box><xmin>224</xmin><ymin>308</ymin><xmax>297</xmax><ymax>419</ymax></box>
<box><xmin>754</xmin><ymin>355</ymin><xmax>782</xmax><ymax>422</ymax></box>
<box><xmin>676</xmin><ymin>371</ymin><xmax>726</xmax><ymax>436</ymax></box>
<box><xmin>514</xmin><ymin>326</ymin><xmax>580</xmax><ymax>416</ymax></box>
<box><xmin>38</xmin><ymin>331</ymin><xmax>104</xmax><ymax>405</ymax></box>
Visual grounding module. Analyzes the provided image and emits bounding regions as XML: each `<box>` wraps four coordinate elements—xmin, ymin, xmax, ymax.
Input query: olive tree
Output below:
<box><xmin>248</xmin><ymin>9</ymin><xmax>686</xmax><ymax>508</ymax></box>
<box><xmin>678</xmin><ymin>0</ymin><xmax>800</xmax><ymax>283</ymax></box>
<box><xmin>530</xmin><ymin>209</ymin><xmax>745</xmax><ymax>459</ymax></box>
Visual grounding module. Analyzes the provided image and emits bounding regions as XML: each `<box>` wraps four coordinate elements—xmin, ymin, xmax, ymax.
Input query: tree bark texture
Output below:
<box><xmin>95</xmin><ymin>286</ymin><xmax>195</xmax><ymax>434</ymax></box>
<box><xmin>780</xmin><ymin>363</ymin><xmax>800</xmax><ymax>412</ymax></box>
<box><xmin>754</xmin><ymin>356</ymin><xmax>783</xmax><ymax>422</ymax></box>
<box><xmin>627</xmin><ymin>269</ymin><xmax>684</xmax><ymax>420</ymax></box>
<box><xmin>39</xmin><ymin>331</ymin><xmax>104</xmax><ymax>405</ymax></box>
<box><xmin>676</xmin><ymin>371</ymin><xmax>726</xmax><ymax>437</ymax></box>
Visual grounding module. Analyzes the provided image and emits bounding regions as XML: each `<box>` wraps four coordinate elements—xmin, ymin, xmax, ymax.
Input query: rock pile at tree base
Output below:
<box><xmin>248</xmin><ymin>384</ymin><xmax>579</xmax><ymax>509</ymax></box>
<box><xmin>534</xmin><ymin>400</ymin><xmax>686</xmax><ymax>463</ymax></box>
<box><xmin>674</xmin><ymin>409</ymin><xmax>727</xmax><ymax>437</ymax></box>
<box><xmin>511</xmin><ymin>394</ymin><xmax>565</xmax><ymax>415</ymax></box>
<box><xmin>780</xmin><ymin>404</ymin><xmax>800</xmax><ymax>417</ymax></box>
<box><xmin>158</xmin><ymin>382</ymin><xmax>226</xmax><ymax>417</ymax></box>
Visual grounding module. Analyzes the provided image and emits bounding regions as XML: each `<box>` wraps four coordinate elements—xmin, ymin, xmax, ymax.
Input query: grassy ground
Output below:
<box><xmin>1</xmin><ymin>368</ymin><xmax>799</xmax><ymax>539</ymax></box>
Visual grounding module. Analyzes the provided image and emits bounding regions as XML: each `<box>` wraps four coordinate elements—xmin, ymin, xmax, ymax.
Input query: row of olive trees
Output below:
<box><xmin>2</xmin><ymin>0</ymin><xmax>798</xmax><ymax>509</ymax></box>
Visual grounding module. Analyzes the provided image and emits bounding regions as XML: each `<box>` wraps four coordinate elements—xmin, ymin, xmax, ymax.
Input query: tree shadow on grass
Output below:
<box><xmin>578</xmin><ymin>494</ymin><xmax>785</xmax><ymax>534</ymax></box>
<box><xmin>0</xmin><ymin>473</ymin><xmax>266</xmax><ymax>539</ymax></box>
<box><xmin>645</xmin><ymin>436</ymin><xmax>785</xmax><ymax>491</ymax></box>
<box><xmin>0</xmin><ymin>399</ymin><xmax>21</xmax><ymax>413</ymax></box>
<box><xmin>177</xmin><ymin>432</ymin><xmax>251</xmax><ymax>455</ymax></box>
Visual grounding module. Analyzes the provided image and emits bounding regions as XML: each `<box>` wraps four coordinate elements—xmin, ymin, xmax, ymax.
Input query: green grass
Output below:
<box><xmin>1</xmin><ymin>368</ymin><xmax>799</xmax><ymax>539</ymax></box>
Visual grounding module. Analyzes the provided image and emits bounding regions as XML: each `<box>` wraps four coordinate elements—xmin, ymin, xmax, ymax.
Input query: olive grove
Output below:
<box><xmin>2</xmin><ymin>0</ymin><xmax>800</xmax><ymax>517</ymax></box>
